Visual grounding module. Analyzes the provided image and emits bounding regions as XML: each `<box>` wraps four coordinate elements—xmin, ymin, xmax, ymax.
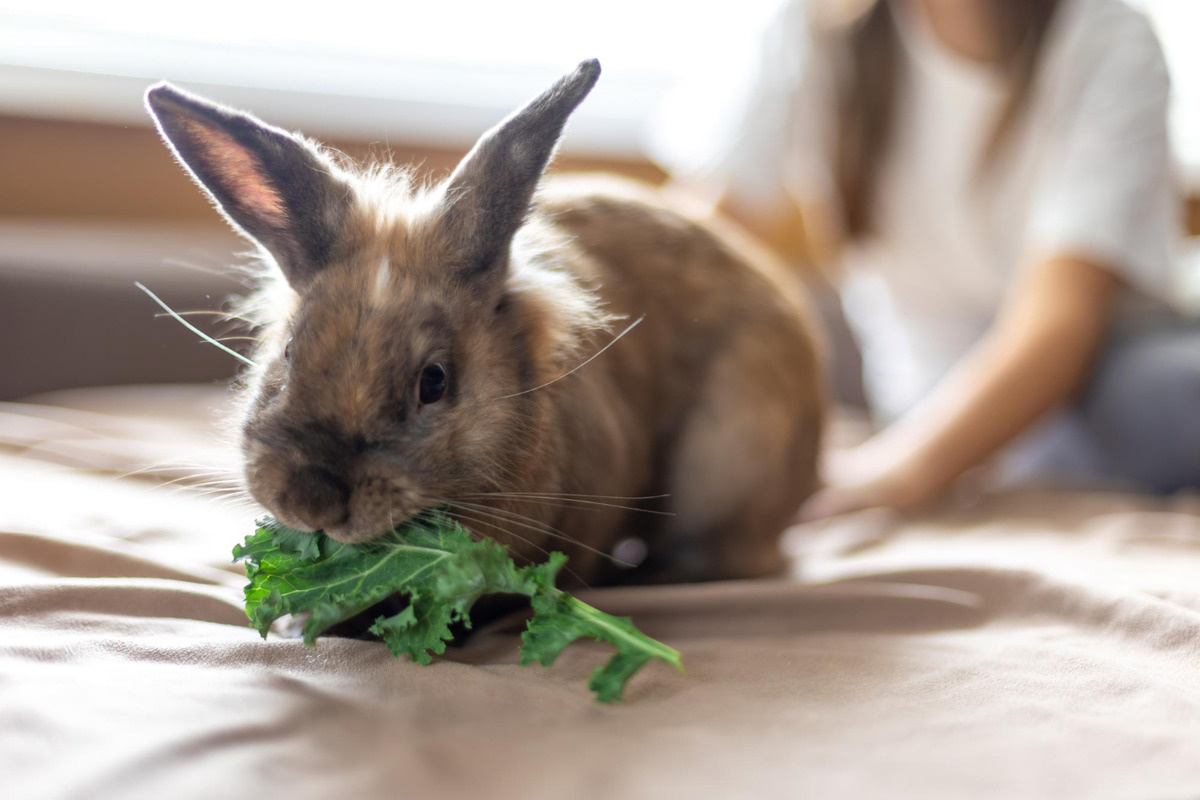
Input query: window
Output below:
<box><xmin>0</xmin><ymin>0</ymin><xmax>781</xmax><ymax>157</ymax></box>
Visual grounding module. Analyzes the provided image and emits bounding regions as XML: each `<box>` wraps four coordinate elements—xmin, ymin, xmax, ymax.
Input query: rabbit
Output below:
<box><xmin>144</xmin><ymin>59</ymin><xmax>824</xmax><ymax>586</ymax></box>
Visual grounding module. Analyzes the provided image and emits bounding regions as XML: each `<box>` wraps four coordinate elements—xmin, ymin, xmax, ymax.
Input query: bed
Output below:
<box><xmin>4</xmin><ymin>384</ymin><xmax>1200</xmax><ymax>799</ymax></box>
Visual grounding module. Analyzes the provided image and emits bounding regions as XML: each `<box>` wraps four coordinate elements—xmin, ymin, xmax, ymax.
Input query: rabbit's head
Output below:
<box><xmin>146</xmin><ymin>61</ymin><xmax>606</xmax><ymax>542</ymax></box>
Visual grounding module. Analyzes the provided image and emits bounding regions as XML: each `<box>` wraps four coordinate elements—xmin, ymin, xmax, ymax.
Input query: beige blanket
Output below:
<box><xmin>3</xmin><ymin>386</ymin><xmax>1200</xmax><ymax>800</ymax></box>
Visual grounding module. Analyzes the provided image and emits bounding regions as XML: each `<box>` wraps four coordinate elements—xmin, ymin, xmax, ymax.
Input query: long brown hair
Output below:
<box><xmin>830</xmin><ymin>0</ymin><xmax>1062</xmax><ymax>239</ymax></box>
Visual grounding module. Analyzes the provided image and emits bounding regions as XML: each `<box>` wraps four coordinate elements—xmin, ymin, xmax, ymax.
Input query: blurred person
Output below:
<box><xmin>655</xmin><ymin>0</ymin><xmax>1200</xmax><ymax>517</ymax></box>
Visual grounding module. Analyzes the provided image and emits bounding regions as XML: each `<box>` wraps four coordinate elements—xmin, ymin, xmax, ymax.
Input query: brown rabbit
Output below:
<box><xmin>145</xmin><ymin>59</ymin><xmax>823</xmax><ymax>585</ymax></box>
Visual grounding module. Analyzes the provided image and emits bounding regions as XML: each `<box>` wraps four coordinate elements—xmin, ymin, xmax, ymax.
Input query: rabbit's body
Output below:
<box><xmin>145</xmin><ymin>61</ymin><xmax>823</xmax><ymax>586</ymax></box>
<box><xmin>505</xmin><ymin>177</ymin><xmax>823</xmax><ymax>582</ymax></box>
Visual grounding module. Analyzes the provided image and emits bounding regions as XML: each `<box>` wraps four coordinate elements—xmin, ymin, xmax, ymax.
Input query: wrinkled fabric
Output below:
<box><xmin>3</xmin><ymin>386</ymin><xmax>1200</xmax><ymax>800</ymax></box>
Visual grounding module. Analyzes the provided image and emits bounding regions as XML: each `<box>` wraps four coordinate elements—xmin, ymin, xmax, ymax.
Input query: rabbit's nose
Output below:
<box><xmin>283</xmin><ymin>466</ymin><xmax>350</xmax><ymax>532</ymax></box>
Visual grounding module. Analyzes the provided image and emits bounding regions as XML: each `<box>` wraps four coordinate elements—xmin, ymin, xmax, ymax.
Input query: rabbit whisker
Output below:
<box><xmin>428</xmin><ymin>502</ymin><xmax>589</xmax><ymax>588</ymax></box>
<box><xmin>457</xmin><ymin>490</ymin><xmax>670</xmax><ymax>501</ymax></box>
<box><xmin>136</xmin><ymin>281</ymin><xmax>259</xmax><ymax>368</ymax></box>
<box><xmin>434</xmin><ymin>497</ymin><xmax>629</xmax><ymax>568</ymax></box>
<box><xmin>457</xmin><ymin>492</ymin><xmax>674</xmax><ymax>517</ymax></box>
<box><xmin>492</xmin><ymin>314</ymin><xmax>644</xmax><ymax>401</ymax></box>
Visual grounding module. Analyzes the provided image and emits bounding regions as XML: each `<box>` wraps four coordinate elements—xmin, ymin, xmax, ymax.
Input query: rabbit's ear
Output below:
<box><xmin>440</xmin><ymin>59</ymin><xmax>600</xmax><ymax>285</ymax></box>
<box><xmin>145</xmin><ymin>83</ymin><xmax>352</xmax><ymax>290</ymax></box>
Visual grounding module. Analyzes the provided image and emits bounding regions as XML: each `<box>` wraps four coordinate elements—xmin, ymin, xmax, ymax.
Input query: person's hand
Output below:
<box><xmin>800</xmin><ymin>440</ymin><xmax>943</xmax><ymax>521</ymax></box>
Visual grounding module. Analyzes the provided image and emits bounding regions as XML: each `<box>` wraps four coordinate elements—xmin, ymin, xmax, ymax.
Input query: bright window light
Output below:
<box><xmin>0</xmin><ymin>0</ymin><xmax>782</xmax><ymax>157</ymax></box>
<box><xmin>0</xmin><ymin>0</ymin><xmax>1194</xmax><ymax>170</ymax></box>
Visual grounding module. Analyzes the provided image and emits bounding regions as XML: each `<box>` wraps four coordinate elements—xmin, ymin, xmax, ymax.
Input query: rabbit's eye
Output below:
<box><xmin>283</xmin><ymin>337</ymin><xmax>294</xmax><ymax>361</ymax></box>
<box><xmin>419</xmin><ymin>363</ymin><xmax>448</xmax><ymax>405</ymax></box>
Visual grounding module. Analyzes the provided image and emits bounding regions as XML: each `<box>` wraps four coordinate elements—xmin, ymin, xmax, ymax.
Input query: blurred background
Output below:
<box><xmin>1</xmin><ymin>0</ymin><xmax>1197</xmax><ymax>401</ymax></box>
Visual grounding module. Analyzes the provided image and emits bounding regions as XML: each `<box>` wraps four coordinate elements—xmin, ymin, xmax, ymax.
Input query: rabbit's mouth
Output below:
<box><xmin>246</xmin><ymin>456</ymin><xmax>429</xmax><ymax>545</ymax></box>
<box><xmin>318</xmin><ymin>476</ymin><xmax>428</xmax><ymax>544</ymax></box>
<box><xmin>322</xmin><ymin>519</ymin><xmax>395</xmax><ymax>545</ymax></box>
<box><xmin>323</xmin><ymin>513</ymin><xmax>414</xmax><ymax>545</ymax></box>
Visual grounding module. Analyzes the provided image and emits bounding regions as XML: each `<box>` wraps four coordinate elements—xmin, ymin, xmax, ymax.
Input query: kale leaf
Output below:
<box><xmin>232</xmin><ymin>512</ymin><xmax>682</xmax><ymax>702</ymax></box>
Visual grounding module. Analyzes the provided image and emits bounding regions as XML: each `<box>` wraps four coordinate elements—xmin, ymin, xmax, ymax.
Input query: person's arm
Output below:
<box><xmin>803</xmin><ymin>254</ymin><xmax>1120</xmax><ymax>519</ymax></box>
<box><xmin>803</xmin><ymin>9</ymin><xmax>1175</xmax><ymax>520</ymax></box>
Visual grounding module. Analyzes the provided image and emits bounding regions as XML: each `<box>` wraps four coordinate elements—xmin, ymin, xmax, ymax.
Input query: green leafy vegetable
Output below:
<box><xmin>232</xmin><ymin>512</ymin><xmax>682</xmax><ymax>702</ymax></box>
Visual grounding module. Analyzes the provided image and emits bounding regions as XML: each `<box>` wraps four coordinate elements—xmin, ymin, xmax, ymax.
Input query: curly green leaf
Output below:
<box><xmin>232</xmin><ymin>512</ymin><xmax>681</xmax><ymax>701</ymax></box>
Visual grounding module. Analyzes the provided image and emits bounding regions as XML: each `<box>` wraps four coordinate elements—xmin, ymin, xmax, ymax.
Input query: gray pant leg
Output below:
<box><xmin>1079</xmin><ymin>323</ymin><xmax>1200</xmax><ymax>493</ymax></box>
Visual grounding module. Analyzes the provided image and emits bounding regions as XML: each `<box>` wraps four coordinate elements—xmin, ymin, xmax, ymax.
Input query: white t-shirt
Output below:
<box><xmin>650</xmin><ymin>0</ymin><xmax>1182</xmax><ymax>423</ymax></box>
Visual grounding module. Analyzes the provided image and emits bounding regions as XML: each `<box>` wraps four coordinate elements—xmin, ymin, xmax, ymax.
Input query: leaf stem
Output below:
<box><xmin>558</xmin><ymin>592</ymin><xmax>683</xmax><ymax>670</ymax></box>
